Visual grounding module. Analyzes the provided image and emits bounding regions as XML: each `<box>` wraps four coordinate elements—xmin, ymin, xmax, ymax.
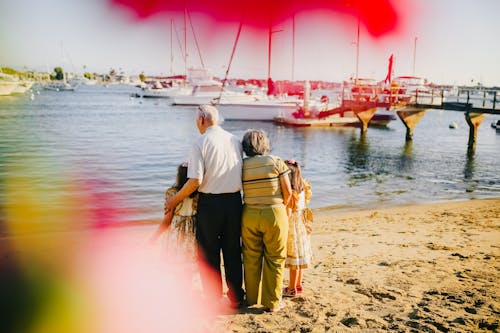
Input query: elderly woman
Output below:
<box><xmin>241</xmin><ymin>129</ymin><xmax>292</xmax><ymax>312</ymax></box>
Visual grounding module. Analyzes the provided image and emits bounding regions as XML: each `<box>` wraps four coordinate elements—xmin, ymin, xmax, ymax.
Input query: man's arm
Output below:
<box><xmin>164</xmin><ymin>178</ymin><xmax>200</xmax><ymax>211</ymax></box>
<box><xmin>279</xmin><ymin>174</ymin><xmax>292</xmax><ymax>207</ymax></box>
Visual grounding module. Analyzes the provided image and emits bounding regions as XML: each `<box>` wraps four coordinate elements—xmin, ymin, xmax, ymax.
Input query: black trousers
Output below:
<box><xmin>196</xmin><ymin>192</ymin><xmax>245</xmax><ymax>303</ymax></box>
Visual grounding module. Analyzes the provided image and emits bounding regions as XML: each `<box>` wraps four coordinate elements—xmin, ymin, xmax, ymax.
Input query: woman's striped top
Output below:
<box><xmin>242</xmin><ymin>154</ymin><xmax>290</xmax><ymax>206</ymax></box>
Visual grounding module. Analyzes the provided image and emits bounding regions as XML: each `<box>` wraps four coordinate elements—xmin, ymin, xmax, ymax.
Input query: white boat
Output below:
<box><xmin>140</xmin><ymin>84</ymin><xmax>191</xmax><ymax>98</ymax></box>
<box><xmin>391</xmin><ymin>76</ymin><xmax>442</xmax><ymax>105</ymax></box>
<box><xmin>139</xmin><ymin>74</ymin><xmax>191</xmax><ymax>98</ymax></box>
<box><xmin>11</xmin><ymin>81</ymin><xmax>34</xmax><ymax>94</ymax></box>
<box><xmin>216</xmin><ymin>99</ymin><xmax>299</xmax><ymax>121</ymax></box>
<box><xmin>0</xmin><ymin>72</ymin><xmax>19</xmax><ymax>96</ymax></box>
<box><xmin>171</xmin><ymin>68</ymin><xmax>255</xmax><ymax>105</ymax></box>
<box><xmin>43</xmin><ymin>80</ymin><xmax>76</xmax><ymax>91</ymax></box>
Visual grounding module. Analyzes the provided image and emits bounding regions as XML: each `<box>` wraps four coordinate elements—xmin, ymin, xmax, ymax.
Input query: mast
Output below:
<box><xmin>267</xmin><ymin>18</ymin><xmax>272</xmax><ymax>79</ymax></box>
<box><xmin>292</xmin><ymin>13</ymin><xmax>295</xmax><ymax>82</ymax></box>
<box><xmin>412</xmin><ymin>36</ymin><xmax>418</xmax><ymax>76</ymax></box>
<box><xmin>184</xmin><ymin>6</ymin><xmax>188</xmax><ymax>77</ymax></box>
<box><xmin>355</xmin><ymin>16</ymin><xmax>360</xmax><ymax>85</ymax></box>
<box><xmin>170</xmin><ymin>19</ymin><xmax>174</xmax><ymax>75</ymax></box>
<box><xmin>187</xmin><ymin>10</ymin><xmax>206</xmax><ymax>69</ymax></box>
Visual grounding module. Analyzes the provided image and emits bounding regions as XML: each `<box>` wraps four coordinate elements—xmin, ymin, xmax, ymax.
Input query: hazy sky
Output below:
<box><xmin>1</xmin><ymin>0</ymin><xmax>499</xmax><ymax>86</ymax></box>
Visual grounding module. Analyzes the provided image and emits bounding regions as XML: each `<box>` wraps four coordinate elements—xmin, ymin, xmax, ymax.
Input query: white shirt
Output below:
<box><xmin>187</xmin><ymin>125</ymin><xmax>243</xmax><ymax>194</ymax></box>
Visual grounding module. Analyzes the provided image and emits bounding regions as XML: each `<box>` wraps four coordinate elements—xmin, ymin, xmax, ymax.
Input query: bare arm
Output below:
<box><xmin>164</xmin><ymin>178</ymin><xmax>200</xmax><ymax>212</ymax></box>
<box><xmin>280</xmin><ymin>173</ymin><xmax>292</xmax><ymax>207</ymax></box>
<box><xmin>150</xmin><ymin>210</ymin><xmax>174</xmax><ymax>244</ymax></box>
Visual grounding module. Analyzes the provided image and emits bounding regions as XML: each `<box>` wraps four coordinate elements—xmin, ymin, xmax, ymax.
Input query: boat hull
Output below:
<box><xmin>216</xmin><ymin>102</ymin><xmax>298</xmax><ymax>121</ymax></box>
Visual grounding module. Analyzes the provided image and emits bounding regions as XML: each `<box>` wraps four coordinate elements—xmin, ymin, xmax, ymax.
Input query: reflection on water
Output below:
<box><xmin>346</xmin><ymin>132</ymin><xmax>369</xmax><ymax>173</ymax></box>
<box><xmin>398</xmin><ymin>141</ymin><xmax>414</xmax><ymax>173</ymax></box>
<box><xmin>1</xmin><ymin>85</ymin><xmax>499</xmax><ymax>229</ymax></box>
<box><xmin>464</xmin><ymin>147</ymin><xmax>476</xmax><ymax>180</ymax></box>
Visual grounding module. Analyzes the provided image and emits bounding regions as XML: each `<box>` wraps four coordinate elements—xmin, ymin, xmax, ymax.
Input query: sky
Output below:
<box><xmin>1</xmin><ymin>0</ymin><xmax>499</xmax><ymax>86</ymax></box>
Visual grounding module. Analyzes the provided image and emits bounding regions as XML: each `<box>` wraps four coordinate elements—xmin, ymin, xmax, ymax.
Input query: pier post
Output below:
<box><xmin>465</xmin><ymin>112</ymin><xmax>486</xmax><ymax>148</ymax></box>
<box><xmin>354</xmin><ymin>107</ymin><xmax>377</xmax><ymax>133</ymax></box>
<box><xmin>396</xmin><ymin>108</ymin><xmax>427</xmax><ymax>141</ymax></box>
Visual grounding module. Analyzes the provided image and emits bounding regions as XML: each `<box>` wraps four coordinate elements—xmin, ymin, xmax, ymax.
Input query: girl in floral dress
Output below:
<box><xmin>150</xmin><ymin>162</ymin><xmax>198</xmax><ymax>269</ymax></box>
<box><xmin>283</xmin><ymin>159</ymin><xmax>313</xmax><ymax>297</ymax></box>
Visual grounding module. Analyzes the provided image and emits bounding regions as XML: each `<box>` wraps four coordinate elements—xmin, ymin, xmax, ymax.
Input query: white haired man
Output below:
<box><xmin>165</xmin><ymin>104</ymin><xmax>245</xmax><ymax>309</ymax></box>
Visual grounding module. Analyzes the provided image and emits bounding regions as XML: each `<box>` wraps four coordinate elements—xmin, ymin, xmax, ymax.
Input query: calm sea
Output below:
<box><xmin>1</xmin><ymin>85</ymin><xmax>499</xmax><ymax>229</ymax></box>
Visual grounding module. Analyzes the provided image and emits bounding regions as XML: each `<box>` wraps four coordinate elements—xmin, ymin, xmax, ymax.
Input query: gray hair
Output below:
<box><xmin>242</xmin><ymin>129</ymin><xmax>270</xmax><ymax>157</ymax></box>
<box><xmin>198</xmin><ymin>104</ymin><xmax>219</xmax><ymax>123</ymax></box>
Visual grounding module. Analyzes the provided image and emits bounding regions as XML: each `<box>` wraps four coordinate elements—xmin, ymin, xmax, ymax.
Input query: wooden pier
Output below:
<box><xmin>396</xmin><ymin>88</ymin><xmax>499</xmax><ymax>148</ymax></box>
<box><xmin>344</xmin><ymin>88</ymin><xmax>500</xmax><ymax>150</ymax></box>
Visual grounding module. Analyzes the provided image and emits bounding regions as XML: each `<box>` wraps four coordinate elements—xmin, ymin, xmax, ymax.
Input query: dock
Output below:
<box><xmin>343</xmin><ymin>88</ymin><xmax>500</xmax><ymax>152</ymax></box>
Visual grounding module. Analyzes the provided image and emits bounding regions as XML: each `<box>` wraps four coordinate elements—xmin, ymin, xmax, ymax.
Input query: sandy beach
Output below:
<box><xmin>212</xmin><ymin>198</ymin><xmax>500</xmax><ymax>332</ymax></box>
<box><xmin>2</xmin><ymin>198</ymin><xmax>499</xmax><ymax>332</ymax></box>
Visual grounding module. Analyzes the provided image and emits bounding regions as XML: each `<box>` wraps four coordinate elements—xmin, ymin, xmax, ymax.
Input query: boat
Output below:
<box><xmin>140</xmin><ymin>78</ymin><xmax>191</xmax><ymax>98</ymax></box>
<box><xmin>171</xmin><ymin>68</ymin><xmax>254</xmax><ymax>105</ymax></box>
<box><xmin>274</xmin><ymin>84</ymin><xmax>396</xmax><ymax>127</ymax></box>
<box><xmin>217</xmin><ymin>99</ymin><xmax>299</xmax><ymax>121</ymax></box>
<box><xmin>44</xmin><ymin>68</ymin><xmax>77</xmax><ymax>91</ymax></box>
<box><xmin>391</xmin><ymin>76</ymin><xmax>442</xmax><ymax>105</ymax></box>
<box><xmin>0</xmin><ymin>72</ymin><xmax>19</xmax><ymax>96</ymax></box>
<box><xmin>11</xmin><ymin>81</ymin><xmax>34</xmax><ymax>94</ymax></box>
<box><xmin>273</xmin><ymin>105</ymin><xmax>361</xmax><ymax>127</ymax></box>
<box><xmin>371</xmin><ymin>110</ymin><xmax>397</xmax><ymax>126</ymax></box>
<box><xmin>491</xmin><ymin>120</ymin><xmax>500</xmax><ymax>131</ymax></box>
<box><xmin>43</xmin><ymin>80</ymin><xmax>76</xmax><ymax>91</ymax></box>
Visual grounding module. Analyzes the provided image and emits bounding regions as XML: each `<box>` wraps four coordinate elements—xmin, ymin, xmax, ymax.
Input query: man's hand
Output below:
<box><xmin>166</xmin><ymin>178</ymin><xmax>200</xmax><ymax>212</ymax></box>
<box><xmin>164</xmin><ymin>194</ymin><xmax>178</xmax><ymax>213</ymax></box>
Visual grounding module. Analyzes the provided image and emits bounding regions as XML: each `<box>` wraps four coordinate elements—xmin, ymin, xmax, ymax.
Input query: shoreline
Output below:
<box><xmin>4</xmin><ymin>197</ymin><xmax>499</xmax><ymax>239</ymax></box>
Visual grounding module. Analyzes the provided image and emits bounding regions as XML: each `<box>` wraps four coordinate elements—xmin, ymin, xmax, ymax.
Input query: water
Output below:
<box><xmin>1</xmin><ymin>85</ymin><xmax>499</xmax><ymax>229</ymax></box>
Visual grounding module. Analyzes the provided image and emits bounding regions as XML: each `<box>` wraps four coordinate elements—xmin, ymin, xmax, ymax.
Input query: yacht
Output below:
<box><xmin>171</xmin><ymin>68</ymin><xmax>253</xmax><ymax>106</ymax></box>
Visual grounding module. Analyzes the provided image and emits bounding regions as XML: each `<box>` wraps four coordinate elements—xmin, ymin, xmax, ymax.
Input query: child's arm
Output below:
<box><xmin>150</xmin><ymin>187</ymin><xmax>177</xmax><ymax>244</ymax></box>
<box><xmin>304</xmin><ymin>180</ymin><xmax>312</xmax><ymax>204</ymax></box>
<box><xmin>150</xmin><ymin>210</ymin><xmax>173</xmax><ymax>244</ymax></box>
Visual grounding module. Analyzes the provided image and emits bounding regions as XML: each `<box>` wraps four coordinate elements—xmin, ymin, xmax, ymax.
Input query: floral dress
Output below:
<box><xmin>162</xmin><ymin>187</ymin><xmax>198</xmax><ymax>265</ymax></box>
<box><xmin>285</xmin><ymin>182</ymin><xmax>312</xmax><ymax>269</ymax></box>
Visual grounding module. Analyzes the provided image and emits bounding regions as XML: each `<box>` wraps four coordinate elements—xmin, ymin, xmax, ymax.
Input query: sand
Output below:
<box><xmin>2</xmin><ymin>198</ymin><xmax>499</xmax><ymax>332</ymax></box>
<box><xmin>212</xmin><ymin>198</ymin><xmax>500</xmax><ymax>332</ymax></box>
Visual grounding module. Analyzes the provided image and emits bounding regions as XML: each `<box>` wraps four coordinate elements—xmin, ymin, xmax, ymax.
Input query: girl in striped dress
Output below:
<box><xmin>283</xmin><ymin>159</ymin><xmax>312</xmax><ymax>297</ymax></box>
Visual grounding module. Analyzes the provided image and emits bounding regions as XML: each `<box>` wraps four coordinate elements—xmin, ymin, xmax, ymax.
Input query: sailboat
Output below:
<box><xmin>44</xmin><ymin>44</ymin><xmax>78</xmax><ymax>91</ymax></box>
<box><xmin>215</xmin><ymin>18</ymin><xmax>302</xmax><ymax>121</ymax></box>
<box><xmin>274</xmin><ymin>18</ymin><xmax>396</xmax><ymax>127</ymax></box>
<box><xmin>43</xmin><ymin>75</ymin><xmax>76</xmax><ymax>91</ymax></box>
<box><xmin>140</xmin><ymin>19</ymin><xmax>191</xmax><ymax>98</ymax></box>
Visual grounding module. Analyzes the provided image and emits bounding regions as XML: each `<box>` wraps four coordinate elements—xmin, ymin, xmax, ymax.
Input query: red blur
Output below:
<box><xmin>110</xmin><ymin>0</ymin><xmax>401</xmax><ymax>37</ymax></box>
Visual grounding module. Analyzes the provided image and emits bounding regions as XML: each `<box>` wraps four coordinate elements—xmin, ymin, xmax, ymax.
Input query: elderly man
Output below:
<box><xmin>165</xmin><ymin>104</ymin><xmax>245</xmax><ymax>309</ymax></box>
